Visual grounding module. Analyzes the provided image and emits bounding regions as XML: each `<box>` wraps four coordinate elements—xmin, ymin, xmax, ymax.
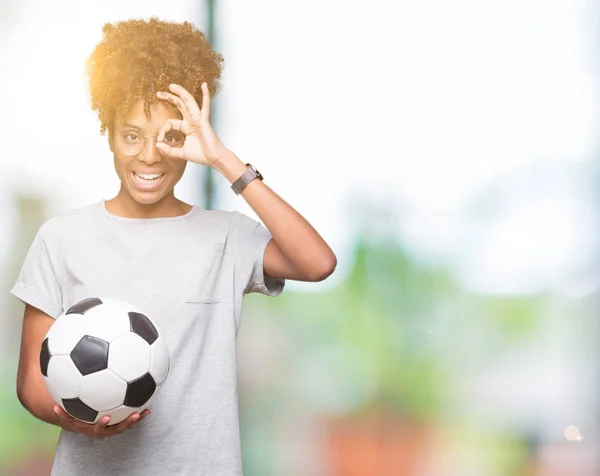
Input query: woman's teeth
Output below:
<box><xmin>134</xmin><ymin>173</ymin><xmax>164</xmax><ymax>184</ymax></box>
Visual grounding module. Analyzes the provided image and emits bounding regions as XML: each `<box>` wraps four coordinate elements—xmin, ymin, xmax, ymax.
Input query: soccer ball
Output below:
<box><xmin>40</xmin><ymin>297</ymin><xmax>170</xmax><ymax>425</ymax></box>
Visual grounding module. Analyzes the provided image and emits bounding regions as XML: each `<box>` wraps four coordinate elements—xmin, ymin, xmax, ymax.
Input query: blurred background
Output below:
<box><xmin>1</xmin><ymin>0</ymin><xmax>599</xmax><ymax>474</ymax></box>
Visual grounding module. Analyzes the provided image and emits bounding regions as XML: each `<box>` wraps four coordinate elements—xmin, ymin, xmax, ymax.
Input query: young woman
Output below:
<box><xmin>12</xmin><ymin>18</ymin><xmax>336</xmax><ymax>475</ymax></box>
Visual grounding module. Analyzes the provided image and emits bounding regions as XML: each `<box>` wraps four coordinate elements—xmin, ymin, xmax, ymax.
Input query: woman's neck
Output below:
<box><xmin>105</xmin><ymin>190</ymin><xmax>193</xmax><ymax>219</ymax></box>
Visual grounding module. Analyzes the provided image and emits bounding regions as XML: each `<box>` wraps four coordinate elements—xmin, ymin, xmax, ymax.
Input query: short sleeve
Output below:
<box><xmin>10</xmin><ymin>224</ymin><xmax>63</xmax><ymax>319</ymax></box>
<box><xmin>230</xmin><ymin>211</ymin><xmax>285</xmax><ymax>296</ymax></box>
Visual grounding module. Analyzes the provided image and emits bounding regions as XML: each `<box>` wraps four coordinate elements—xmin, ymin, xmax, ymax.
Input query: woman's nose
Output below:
<box><xmin>137</xmin><ymin>137</ymin><xmax>162</xmax><ymax>164</ymax></box>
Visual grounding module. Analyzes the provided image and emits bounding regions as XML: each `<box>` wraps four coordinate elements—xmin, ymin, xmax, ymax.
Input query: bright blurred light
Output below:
<box><xmin>565</xmin><ymin>425</ymin><xmax>583</xmax><ymax>442</ymax></box>
<box><xmin>217</xmin><ymin>0</ymin><xmax>599</xmax><ymax>294</ymax></box>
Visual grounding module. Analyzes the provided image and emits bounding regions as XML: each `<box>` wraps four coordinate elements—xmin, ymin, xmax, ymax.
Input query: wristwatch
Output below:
<box><xmin>231</xmin><ymin>163</ymin><xmax>263</xmax><ymax>195</ymax></box>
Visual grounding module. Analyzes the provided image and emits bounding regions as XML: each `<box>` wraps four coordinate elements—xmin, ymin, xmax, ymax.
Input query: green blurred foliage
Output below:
<box><xmin>248</xmin><ymin>235</ymin><xmax>544</xmax><ymax>423</ymax></box>
<box><xmin>0</xmin><ymin>365</ymin><xmax>58</xmax><ymax>471</ymax></box>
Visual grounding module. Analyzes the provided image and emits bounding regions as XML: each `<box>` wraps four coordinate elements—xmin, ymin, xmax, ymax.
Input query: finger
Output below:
<box><xmin>91</xmin><ymin>416</ymin><xmax>111</xmax><ymax>436</ymax></box>
<box><xmin>168</xmin><ymin>84</ymin><xmax>202</xmax><ymax>119</ymax></box>
<box><xmin>157</xmin><ymin>118</ymin><xmax>184</xmax><ymax>143</ymax></box>
<box><xmin>156</xmin><ymin>141</ymin><xmax>186</xmax><ymax>160</ymax></box>
<box><xmin>200</xmin><ymin>82</ymin><xmax>211</xmax><ymax>120</ymax></box>
<box><xmin>54</xmin><ymin>405</ymin><xmax>75</xmax><ymax>424</ymax></box>
<box><xmin>116</xmin><ymin>413</ymin><xmax>140</xmax><ymax>433</ymax></box>
<box><xmin>55</xmin><ymin>406</ymin><xmax>93</xmax><ymax>434</ymax></box>
<box><xmin>54</xmin><ymin>405</ymin><xmax>65</xmax><ymax>428</ymax></box>
<box><xmin>97</xmin><ymin>416</ymin><xmax>111</xmax><ymax>428</ymax></box>
<box><xmin>156</xmin><ymin>91</ymin><xmax>192</xmax><ymax>123</ymax></box>
<box><xmin>137</xmin><ymin>409</ymin><xmax>151</xmax><ymax>422</ymax></box>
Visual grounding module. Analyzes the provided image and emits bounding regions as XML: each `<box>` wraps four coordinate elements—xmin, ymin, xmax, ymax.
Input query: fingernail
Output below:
<box><xmin>132</xmin><ymin>414</ymin><xmax>140</xmax><ymax>422</ymax></box>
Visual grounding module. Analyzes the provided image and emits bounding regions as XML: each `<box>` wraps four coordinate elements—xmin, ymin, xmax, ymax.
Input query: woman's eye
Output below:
<box><xmin>124</xmin><ymin>133</ymin><xmax>140</xmax><ymax>142</ymax></box>
<box><xmin>165</xmin><ymin>132</ymin><xmax>185</xmax><ymax>146</ymax></box>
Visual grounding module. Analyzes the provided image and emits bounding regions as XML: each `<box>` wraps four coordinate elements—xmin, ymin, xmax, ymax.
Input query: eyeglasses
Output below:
<box><xmin>114</xmin><ymin>128</ymin><xmax>185</xmax><ymax>156</ymax></box>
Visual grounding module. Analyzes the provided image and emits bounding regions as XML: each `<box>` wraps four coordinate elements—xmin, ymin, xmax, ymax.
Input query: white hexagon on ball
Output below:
<box><xmin>46</xmin><ymin>355</ymin><xmax>82</xmax><ymax>399</ymax></box>
<box><xmin>44</xmin><ymin>376</ymin><xmax>63</xmax><ymax>406</ymax></box>
<box><xmin>108</xmin><ymin>333</ymin><xmax>151</xmax><ymax>382</ymax></box>
<box><xmin>82</xmin><ymin>304</ymin><xmax>131</xmax><ymax>342</ymax></box>
<box><xmin>79</xmin><ymin>369</ymin><xmax>128</xmax><ymax>412</ymax></box>
<box><xmin>46</xmin><ymin>314</ymin><xmax>87</xmax><ymax>356</ymax></box>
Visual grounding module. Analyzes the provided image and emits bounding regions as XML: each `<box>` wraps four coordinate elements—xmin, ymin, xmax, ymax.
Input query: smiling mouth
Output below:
<box><xmin>133</xmin><ymin>172</ymin><xmax>165</xmax><ymax>183</ymax></box>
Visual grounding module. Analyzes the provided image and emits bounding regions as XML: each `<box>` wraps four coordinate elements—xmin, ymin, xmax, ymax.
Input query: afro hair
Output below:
<box><xmin>86</xmin><ymin>17</ymin><xmax>224</xmax><ymax>134</ymax></box>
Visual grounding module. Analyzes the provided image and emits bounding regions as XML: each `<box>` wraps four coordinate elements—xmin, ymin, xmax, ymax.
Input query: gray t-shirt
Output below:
<box><xmin>10</xmin><ymin>200</ymin><xmax>284</xmax><ymax>476</ymax></box>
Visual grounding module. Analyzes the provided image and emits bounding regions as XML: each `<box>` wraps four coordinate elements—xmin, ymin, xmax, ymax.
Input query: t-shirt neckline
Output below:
<box><xmin>99</xmin><ymin>199</ymin><xmax>200</xmax><ymax>223</ymax></box>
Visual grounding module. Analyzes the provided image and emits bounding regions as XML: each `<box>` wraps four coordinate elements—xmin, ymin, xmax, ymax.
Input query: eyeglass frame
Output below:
<box><xmin>113</xmin><ymin>128</ymin><xmax>184</xmax><ymax>157</ymax></box>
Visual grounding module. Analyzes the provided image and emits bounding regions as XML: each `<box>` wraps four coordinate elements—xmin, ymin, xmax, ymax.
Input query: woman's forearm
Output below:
<box><xmin>18</xmin><ymin>378</ymin><xmax>60</xmax><ymax>426</ymax></box>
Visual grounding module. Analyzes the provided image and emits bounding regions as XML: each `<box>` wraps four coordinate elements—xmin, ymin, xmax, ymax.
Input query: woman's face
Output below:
<box><xmin>109</xmin><ymin>99</ymin><xmax>187</xmax><ymax>206</ymax></box>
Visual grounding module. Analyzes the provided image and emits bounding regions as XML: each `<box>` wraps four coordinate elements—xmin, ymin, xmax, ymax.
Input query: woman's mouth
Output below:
<box><xmin>131</xmin><ymin>172</ymin><xmax>166</xmax><ymax>191</ymax></box>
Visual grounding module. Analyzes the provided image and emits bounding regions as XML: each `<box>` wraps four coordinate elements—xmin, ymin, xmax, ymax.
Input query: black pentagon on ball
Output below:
<box><xmin>66</xmin><ymin>297</ymin><xmax>103</xmax><ymax>315</ymax></box>
<box><xmin>63</xmin><ymin>397</ymin><xmax>98</xmax><ymax>423</ymax></box>
<box><xmin>70</xmin><ymin>336</ymin><xmax>109</xmax><ymax>376</ymax></box>
<box><xmin>129</xmin><ymin>312</ymin><xmax>158</xmax><ymax>345</ymax></box>
<box><xmin>40</xmin><ymin>338</ymin><xmax>51</xmax><ymax>377</ymax></box>
<box><xmin>124</xmin><ymin>373</ymin><xmax>156</xmax><ymax>407</ymax></box>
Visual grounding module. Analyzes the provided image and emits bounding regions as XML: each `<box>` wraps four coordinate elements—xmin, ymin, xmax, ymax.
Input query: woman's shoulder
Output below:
<box><xmin>37</xmin><ymin>201</ymin><xmax>103</xmax><ymax>238</ymax></box>
<box><xmin>192</xmin><ymin>207</ymin><xmax>246</xmax><ymax>227</ymax></box>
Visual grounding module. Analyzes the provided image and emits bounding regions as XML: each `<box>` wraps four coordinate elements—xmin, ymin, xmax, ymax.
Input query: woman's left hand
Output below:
<box><xmin>155</xmin><ymin>83</ymin><xmax>226</xmax><ymax>167</ymax></box>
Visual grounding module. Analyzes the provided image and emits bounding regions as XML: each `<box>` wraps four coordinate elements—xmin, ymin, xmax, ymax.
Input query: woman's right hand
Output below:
<box><xmin>54</xmin><ymin>405</ymin><xmax>150</xmax><ymax>439</ymax></box>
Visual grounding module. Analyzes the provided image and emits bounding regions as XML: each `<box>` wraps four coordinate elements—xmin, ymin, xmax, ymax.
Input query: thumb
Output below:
<box><xmin>156</xmin><ymin>141</ymin><xmax>185</xmax><ymax>160</ymax></box>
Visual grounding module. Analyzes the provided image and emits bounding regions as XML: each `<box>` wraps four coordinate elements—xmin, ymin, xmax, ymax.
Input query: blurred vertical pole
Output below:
<box><xmin>203</xmin><ymin>0</ymin><xmax>216</xmax><ymax>210</ymax></box>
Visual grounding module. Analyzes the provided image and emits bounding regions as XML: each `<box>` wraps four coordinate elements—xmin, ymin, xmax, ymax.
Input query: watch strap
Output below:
<box><xmin>231</xmin><ymin>163</ymin><xmax>262</xmax><ymax>195</ymax></box>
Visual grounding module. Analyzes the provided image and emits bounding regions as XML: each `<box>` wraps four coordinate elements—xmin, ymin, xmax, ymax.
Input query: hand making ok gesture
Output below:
<box><xmin>155</xmin><ymin>82</ymin><xmax>227</xmax><ymax>167</ymax></box>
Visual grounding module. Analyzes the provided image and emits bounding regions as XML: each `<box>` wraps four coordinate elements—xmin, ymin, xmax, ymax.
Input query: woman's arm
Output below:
<box><xmin>17</xmin><ymin>304</ymin><xmax>60</xmax><ymax>425</ymax></box>
<box><xmin>155</xmin><ymin>82</ymin><xmax>337</xmax><ymax>282</ymax></box>
<box><xmin>212</xmin><ymin>152</ymin><xmax>337</xmax><ymax>282</ymax></box>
